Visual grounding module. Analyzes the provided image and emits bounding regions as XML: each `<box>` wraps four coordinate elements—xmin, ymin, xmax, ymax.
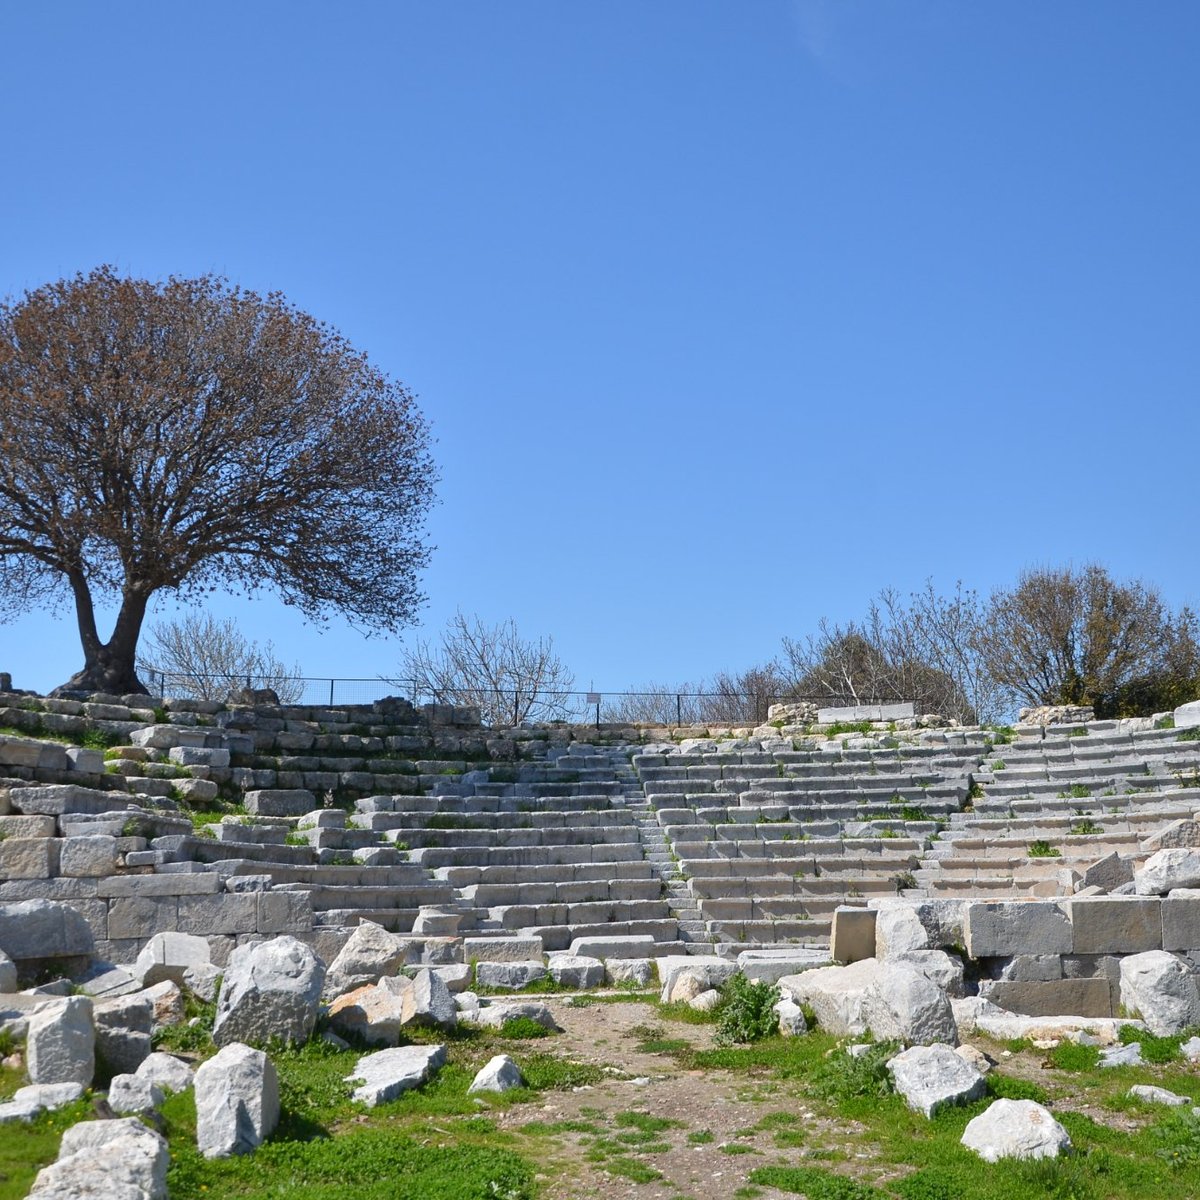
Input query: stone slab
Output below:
<box><xmin>818</xmin><ymin>703</ymin><xmax>915</xmax><ymax>723</ymax></box>
<box><xmin>1069</xmin><ymin>897</ymin><xmax>1162</xmax><ymax>955</ymax></box>
<box><xmin>831</xmin><ymin>906</ymin><xmax>877</xmax><ymax>963</ymax></box>
<box><xmin>979</xmin><ymin>978</ymin><xmax>1114</xmax><ymax>1018</ymax></box>
<box><xmin>964</xmin><ymin>901</ymin><xmax>1072</xmax><ymax>958</ymax></box>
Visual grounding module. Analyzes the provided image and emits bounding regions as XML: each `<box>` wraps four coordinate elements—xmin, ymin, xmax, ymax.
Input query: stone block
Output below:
<box><xmin>831</xmin><ymin>906</ymin><xmax>877</xmax><ymax>963</ymax></box>
<box><xmin>964</xmin><ymin>901</ymin><xmax>1072</xmax><ymax>958</ymax></box>
<box><xmin>177</xmin><ymin>894</ymin><xmax>259</xmax><ymax>936</ymax></box>
<box><xmin>9</xmin><ymin>784</ymin><xmax>130</xmax><ymax>816</ymax></box>
<box><xmin>65</xmin><ymin>747</ymin><xmax>106</xmax><ymax>774</ymax></box>
<box><xmin>463</xmin><ymin>936</ymin><xmax>543</xmax><ymax>963</ymax></box>
<box><xmin>256</xmin><ymin>891</ymin><xmax>313</xmax><ymax>934</ymax></box>
<box><xmin>59</xmin><ymin>835</ymin><xmax>120</xmax><ymax>878</ymax></box>
<box><xmin>979</xmin><ymin>978</ymin><xmax>1113</xmax><ymax>1018</ymax></box>
<box><xmin>98</xmin><ymin>874</ymin><xmax>221</xmax><ymax>897</ymax></box>
<box><xmin>244</xmin><ymin>789</ymin><xmax>316</xmax><ymax>817</ymax></box>
<box><xmin>107</xmin><ymin>896</ymin><xmax>178</xmax><ymax>940</ymax></box>
<box><xmin>0</xmin><ymin>898</ymin><xmax>94</xmax><ymax>961</ymax></box>
<box><xmin>996</xmin><ymin>955</ymin><xmax>1063</xmax><ymax>982</ymax></box>
<box><xmin>168</xmin><ymin>746</ymin><xmax>231</xmax><ymax>768</ymax></box>
<box><xmin>1069</xmin><ymin>897</ymin><xmax>1162</xmax><ymax>954</ymax></box>
<box><xmin>1163</xmin><ymin>894</ymin><xmax>1200</xmax><ymax>952</ymax></box>
<box><xmin>1141</xmin><ymin>820</ymin><xmax>1200</xmax><ymax>853</ymax></box>
<box><xmin>0</xmin><ymin>837</ymin><xmax>58</xmax><ymax>879</ymax></box>
<box><xmin>0</xmin><ymin>815</ymin><xmax>55</xmax><ymax>839</ymax></box>
<box><xmin>1173</xmin><ymin>700</ymin><xmax>1200</xmax><ymax>729</ymax></box>
<box><xmin>818</xmin><ymin>702</ymin><xmax>914</xmax><ymax>722</ymax></box>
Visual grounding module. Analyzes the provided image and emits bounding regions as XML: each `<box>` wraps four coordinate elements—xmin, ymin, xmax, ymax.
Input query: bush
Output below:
<box><xmin>715</xmin><ymin>975</ymin><xmax>781</xmax><ymax>1045</ymax></box>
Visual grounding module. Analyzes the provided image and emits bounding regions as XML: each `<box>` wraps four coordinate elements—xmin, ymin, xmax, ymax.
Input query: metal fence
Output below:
<box><xmin>141</xmin><ymin>669</ymin><xmax>893</xmax><ymax>727</ymax></box>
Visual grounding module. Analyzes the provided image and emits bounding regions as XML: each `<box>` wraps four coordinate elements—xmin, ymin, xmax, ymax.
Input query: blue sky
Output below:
<box><xmin>2</xmin><ymin>2</ymin><xmax>1198</xmax><ymax>699</ymax></box>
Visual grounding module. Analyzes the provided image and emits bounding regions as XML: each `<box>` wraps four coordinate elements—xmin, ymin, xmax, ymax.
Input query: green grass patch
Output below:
<box><xmin>750</xmin><ymin>1165</ymin><xmax>879</xmax><ymax>1199</ymax></box>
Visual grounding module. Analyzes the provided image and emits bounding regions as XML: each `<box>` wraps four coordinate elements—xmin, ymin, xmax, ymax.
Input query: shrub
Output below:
<box><xmin>1028</xmin><ymin>840</ymin><xmax>1062</xmax><ymax>858</ymax></box>
<box><xmin>714</xmin><ymin>975</ymin><xmax>781</xmax><ymax>1044</ymax></box>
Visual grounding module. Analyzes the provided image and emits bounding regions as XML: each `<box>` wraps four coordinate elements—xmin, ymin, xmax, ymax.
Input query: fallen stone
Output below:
<box><xmin>0</xmin><ymin>1097</ymin><xmax>41</xmax><ymax>1123</ymax></box>
<box><xmin>1181</xmin><ymin>1036</ymin><xmax>1200</xmax><ymax>1062</ymax></box>
<box><xmin>475</xmin><ymin>960</ymin><xmax>546</xmax><ymax>991</ymax></box>
<box><xmin>473</xmin><ymin>1001</ymin><xmax>560</xmax><ymax>1032</ymax></box>
<box><xmin>135</xmin><ymin>1051</ymin><xmax>194</xmax><ymax>1092</ymax></box>
<box><xmin>325</xmin><ymin>920</ymin><xmax>407</xmax><ymax>990</ymax></box>
<box><xmin>780</xmin><ymin>958</ymin><xmax>957</xmax><ymax>1046</ymax></box>
<box><xmin>0</xmin><ymin>898</ymin><xmax>95</xmax><ymax>963</ymax></box>
<box><xmin>1080</xmin><ymin>850</ymin><xmax>1135</xmax><ymax>892</ymax></box>
<box><xmin>661</xmin><ymin>968</ymin><xmax>707</xmax><ymax>1005</ymax></box>
<box><xmin>1134</xmin><ymin>849</ymin><xmax>1200</xmax><ymax>896</ymax></box>
<box><xmin>94</xmin><ymin>993</ymin><xmax>154</xmax><ymax>1075</ymax></box>
<box><xmin>467</xmin><ymin>1053</ymin><xmax>525</xmax><ymax>1093</ymax></box>
<box><xmin>604</xmin><ymin>958</ymin><xmax>655</xmax><ymax>988</ymax></box>
<box><xmin>960</xmin><ymin>1098</ymin><xmax>1071</xmax><ymax>1162</ymax></box>
<box><xmin>141</xmin><ymin>980</ymin><xmax>186</xmax><ymax>1028</ymax></box>
<box><xmin>184</xmin><ymin>962</ymin><xmax>224</xmax><ymax>1003</ymax></box>
<box><xmin>405</xmin><ymin>968</ymin><xmax>457</xmax><ymax>1030</ymax></box>
<box><xmin>195</xmin><ymin>1042</ymin><xmax>280</xmax><ymax>1158</ymax></box>
<box><xmin>213</xmin><ymin>935</ymin><xmax>324</xmax><ymax>1047</ymax></box>
<box><xmin>893</xmin><ymin>950</ymin><xmax>965</xmax><ymax>997</ymax></box>
<box><xmin>774</xmin><ymin>998</ymin><xmax>808</xmax><ymax>1036</ymax></box>
<box><xmin>888</xmin><ymin>1044</ymin><xmax>987</xmax><ymax>1118</ymax></box>
<box><xmin>1100</xmin><ymin>1043</ymin><xmax>1145</xmax><ymax>1067</ymax></box>
<box><xmin>1119</xmin><ymin>950</ymin><xmax>1200</xmax><ymax>1035</ymax></box>
<box><xmin>1130</xmin><ymin>1084</ymin><xmax>1190</xmax><ymax>1105</ymax></box>
<box><xmin>328</xmin><ymin>979</ymin><xmax>410</xmax><ymax>1047</ymax></box>
<box><xmin>33</xmin><ymin>1116</ymin><xmax>169</xmax><ymax>1199</ymax></box>
<box><xmin>108</xmin><ymin>1072</ymin><xmax>165</xmax><ymax>1114</ymax></box>
<box><xmin>737</xmin><ymin>947</ymin><xmax>831</xmax><ymax>982</ymax></box>
<box><xmin>547</xmin><ymin>954</ymin><xmax>604</xmax><ymax>989</ymax></box>
<box><xmin>26</xmin><ymin>995</ymin><xmax>94</xmax><ymax>1086</ymax></box>
<box><xmin>689</xmin><ymin>988</ymin><xmax>723</xmax><ymax>1012</ymax></box>
<box><xmin>0</xmin><ymin>949</ymin><xmax>15</xmax><ymax>994</ymax></box>
<box><xmin>347</xmin><ymin>1043</ymin><xmax>447</xmax><ymax>1106</ymax></box>
<box><xmin>955</xmin><ymin>1044</ymin><xmax>992</xmax><ymax>1075</ymax></box>
<box><xmin>134</xmin><ymin>931</ymin><xmax>211</xmax><ymax>987</ymax></box>
<box><xmin>12</xmin><ymin>1081</ymin><xmax>85</xmax><ymax>1111</ymax></box>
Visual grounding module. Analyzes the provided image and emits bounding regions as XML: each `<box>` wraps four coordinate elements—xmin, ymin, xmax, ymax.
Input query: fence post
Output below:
<box><xmin>329</xmin><ymin>678</ymin><xmax>335</xmax><ymax>706</ymax></box>
<box><xmin>513</xmin><ymin>692</ymin><xmax>520</xmax><ymax>727</ymax></box>
<box><xmin>676</xmin><ymin>694</ymin><xmax>682</xmax><ymax>726</ymax></box>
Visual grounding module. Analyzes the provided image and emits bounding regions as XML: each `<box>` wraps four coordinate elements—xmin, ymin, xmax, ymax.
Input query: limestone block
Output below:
<box><xmin>107</xmin><ymin>896</ymin><xmax>178</xmax><ymax>940</ymax></box>
<box><xmin>169</xmin><ymin>746</ymin><xmax>231</xmax><ymax>768</ymax></box>
<box><xmin>472</xmin><ymin>1001</ymin><xmax>560</xmax><ymax>1032</ymax></box>
<box><xmin>961</xmin><ymin>1098</ymin><xmax>1071</xmax><ymax>1161</ymax></box>
<box><xmin>893</xmin><ymin>950</ymin><xmax>965</xmax><ymax>997</ymax></box>
<box><xmin>1141</xmin><ymin>820</ymin><xmax>1200</xmax><ymax>853</ymax></box>
<box><xmin>176</xmin><ymin>778</ymin><xmax>219</xmax><ymax>803</ymax></box>
<box><xmin>213</xmin><ymin>935</ymin><xmax>324</xmax><ymax>1047</ymax></box>
<box><xmin>1070</xmin><ymin>896</ymin><xmax>1162</xmax><ymax>954</ymax></box>
<box><xmin>12</xmin><ymin>1081</ymin><xmax>85</xmax><ymax>1112</ymax></box>
<box><xmin>1163</xmin><ymin>893</ymin><xmax>1200</xmax><ymax>952</ymax></box>
<box><xmin>737</xmin><ymin>948</ymin><xmax>830</xmax><ymax>983</ymax></box>
<box><xmin>35</xmin><ymin>1116</ymin><xmax>169</xmax><ymax>1199</ymax></box>
<box><xmin>177</xmin><ymin>893</ymin><xmax>258</xmax><ymax>936</ymax></box>
<box><xmin>8</xmin><ymin>783</ymin><xmax>129</xmax><ymax>816</ymax></box>
<box><xmin>0</xmin><ymin>837</ymin><xmax>58</xmax><ymax>879</ymax></box>
<box><xmin>346</xmin><ymin>1043</ymin><xmax>446</xmax><ymax>1106</ymax></box>
<box><xmin>65</xmin><ymin>747</ymin><xmax>105</xmax><ymax>774</ymax></box>
<box><xmin>257</xmin><ymin>890</ymin><xmax>313</xmax><ymax>934</ymax></box>
<box><xmin>979</xmin><ymin>979</ymin><xmax>1113</xmax><ymax>1018</ymax></box>
<box><xmin>1173</xmin><ymin>700</ymin><xmax>1200</xmax><ymax>729</ymax></box>
<box><xmin>475</xmin><ymin>960</ymin><xmax>546</xmax><ymax>990</ymax></box>
<box><xmin>141</xmin><ymin>980</ymin><xmax>186</xmax><ymax>1027</ymax></box>
<box><xmin>195</xmin><ymin>1042</ymin><xmax>280</xmax><ymax>1158</ymax></box>
<box><xmin>547</xmin><ymin>954</ymin><xmax>604</xmax><ymax>989</ymax></box>
<box><xmin>107</xmin><ymin>1072</ymin><xmax>164</xmax><ymax>1114</ymax></box>
<box><xmin>134</xmin><ymin>931</ymin><xmax>211</xmax><ymax>987</ymax></box>
<box><xmin>329</xmin><ymin>980</ymin><xmax>410</xmax><ymax>1045</ymax></box>
<box><xmin>1135</xmin><ymin>849</ymin><xmax>1200</xmax><ymax>896</ymax></box>
<box><xmin>326</xmin><ymin>920</ymin><xmax>408</xmax><ymax>990</ymax></box>
<box><xmin>1080</xmin><ymin>851</ymin><xmax>1135</xmax><ymax>892</ymax></box>
<box><xmin>405</xmin><ymin>968</ymin><xmax>457</xmax><ymax>1029</ymax></box>
<box><xmin>59</xmin><ymin>835</ymin><xmax>119</xmax><ymax>878</ymax></box>
<box><xmin>888</xmin><ymin>1043</ymin><xmax>986</xmax><ymax>1117</ymax></box>
<box><xmin>1130</xmin><ymin>1084</ymin><xmax>1190</xmax><ymax>1105</ymax></box>
<box><xmin>775</xmin><ymin>998</ymin><xmax>808</xmax><ymax>1036</ymax></box>
<box><xmin>27</xmin><ymin>995</ymin><xmax>94</xmax><ymax>1085</ymax></box>
<box><xmin>780</xmin><ymin>958</ymin><xmax>957</xmax><ymax>1046</ymax></box>
<box><xmin>468</xmin><ymin>1053</ymin><xmax>524</xmax><ymax>1093</ymax></box>
<box><xmin>831</xmin><ymin>906</ymin><xmax>877</xmax><ymax>962</ymax></box>
<box><xmin>94</xmin><ymin>993</ymin><xmax>153</xmax><ymax>1073</ymax></box>
<box><xmin>99</xmin><ymin>873</ymin><xmax>221</xmax><ymax>897</ymax></box>
<box><xmin>1119</xmin><ymin>950</ymin><xmax>1200</xmax><ymax>1035</ymax></box>
<box><xmin>0</xmin><ymin>898</ymin><xmax>95</xmax><ymax>962</ymax></box>
<box><xmin>604</xmin><ymin>957</ymin><xmax>654</xmax><ymax>987</ymax></box>
<box><xmin>0</xmin><ymin>815</ymin><xmax>55</xmax><ymax>839</ymax></box>
<box><xmin>464</xmin><ymin>935</ymin><xmax>543</xmax><ymax>963</ymax></box>
<box><xmin>135</xmin><ymin>1051</ymin><xmax>195</xmax><ymax>1093</ymax></box>
<box><xmin>0</xmin><ymin>948</ymin><xmax>15</xmax><ymax>992</ymax></box>
<box><xmin>998</xmin><ymin>955</ymin><xmax>1063</xmax><ymax>982</ymax></box>
<box><xmin>244</xmin><ymin>789</ymin><xmax>317</xmax><ymax>817</ymax></box>
<box><xmin>964</xmin><ymin>901</ymin><xmax>1072</xmax><ymax>958</ymax></box>
<box><xmin>412</xmin><ymin>906</ymin><xmax>461</xmax><ymax>936</ymax></box>
<box><xmin>131</xmin><ymin>724</ymin><xmax>206</xmax><ymax>750</ymax></box>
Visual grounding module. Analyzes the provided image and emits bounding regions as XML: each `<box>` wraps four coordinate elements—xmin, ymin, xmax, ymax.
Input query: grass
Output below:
<box><xmin>1027</xmin><ymin>839</ymin><xmax>1062</xmax><ymax>858</ymax></box>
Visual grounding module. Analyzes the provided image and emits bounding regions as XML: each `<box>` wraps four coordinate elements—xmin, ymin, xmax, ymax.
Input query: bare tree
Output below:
<box><xmin>601</xmin><ymin>682</ymin><xmax>705</xmax><ymax>725</ymax></box>
<box><xmin>396</xmin><ymin>613</ymin><xmax>576</xmax><ymax>727</ymax></box>
<box><xmin>781</xmin><ymin>582</ymin><xmax>1001</xmax><ymax>724</ymax></box>
<box><xmin>138</xmin><ymin>612</ymin><xmax>304</xmax><ymax>703</ymax></box>
<box><xmin>602</xmin><ymin>664</ymin><xmax>788</xmax><ymax>726</ymax></box>
<box><xmin>0</xmin><ymin>267</ymin><xmax>435</xmax><ymax>695</ymax></box>
<box><xmin>977</xmin><ymin>564</ymin><xmax>1200</xmax><ymax>716</ymax></box>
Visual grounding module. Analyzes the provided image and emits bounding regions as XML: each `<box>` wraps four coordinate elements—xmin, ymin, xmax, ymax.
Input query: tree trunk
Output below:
<box><xmin>52</xmin><ymin>577</ymin><xmax>152</xmax><ymax>696</ymax></box>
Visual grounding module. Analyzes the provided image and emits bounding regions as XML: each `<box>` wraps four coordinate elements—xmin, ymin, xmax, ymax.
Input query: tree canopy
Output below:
<box><xmin>0</xmin><ymin>267</ymin><xmax>436</xmax><ymax>694</ymax></box>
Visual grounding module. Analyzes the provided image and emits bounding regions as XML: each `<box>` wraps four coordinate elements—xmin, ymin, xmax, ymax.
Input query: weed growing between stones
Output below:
<box><xmin>715</xmin><ymin>975</ymin><xmax>781</xmax><ymax>1045</ymax></box>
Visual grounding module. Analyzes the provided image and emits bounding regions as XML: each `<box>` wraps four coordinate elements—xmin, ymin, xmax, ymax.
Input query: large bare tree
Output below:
<box><xmin>397</xmin><ymin>612</ymin><xmax>575</xmax><ymax>727</ymax></box>
<box><xmin>0</xmin><ymin>267</ymin><xmax>436</xmax><ymax>695</ymax></box>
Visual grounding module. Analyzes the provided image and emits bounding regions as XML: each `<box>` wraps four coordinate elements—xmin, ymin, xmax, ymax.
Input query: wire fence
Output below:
<box><xmin>141</xmin><ymin>668</ymin><xmax>896</xmax><ymax>727</ymax></box>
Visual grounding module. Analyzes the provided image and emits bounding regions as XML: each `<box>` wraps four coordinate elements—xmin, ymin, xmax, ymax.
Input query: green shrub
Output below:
<box><xmin>810</xmin><ymin>1042</ymin><xmax>897</xmax><ymax>1105</ymax></box>
<box><xmin>715</xmin><ymin>975</ymin><xmax>780</xmax><ymax>1044</ymax></box>
<box><xmin>1047</xmin><ymin>1041</ymin><xmax>1100</xmax><ymax>1071</ymax></box>
<box><xmin>1028</xmin><ymin>840</ymin><xmax>1062</xmax><ymax>858</ymax></box>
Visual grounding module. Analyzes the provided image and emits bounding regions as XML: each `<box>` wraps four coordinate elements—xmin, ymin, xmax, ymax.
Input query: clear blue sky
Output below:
<box><xmin>2</xmin><ymin>2</ymin><xmax>1198</xmax><ymax>698</ymax></box>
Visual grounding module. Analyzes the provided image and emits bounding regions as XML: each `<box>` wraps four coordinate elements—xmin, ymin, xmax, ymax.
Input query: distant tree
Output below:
<box><xmin>781</xmin><ymin>582</ymin><xmax>1000</xmax><ymax>724</ymax></box>
<box><xmin>0</xmin><ymin>267</ymin><xmax>436</xmax><ymax>695</ymax></box>
<box><xmin>138</xmin><ymin>613</ymin><xmax>304</xmax><ymax>703</ymax></box>
<box><xmin>977</xmin><ymin>564</ymin><xmax>1200</xmax><ymax>717</ymax></box>
<box><xmin>603</xmin><ymin>664</ymin><xmax>788</xmax><ymax>726</ymax></box>
<box><xmin>397</xmin><ymin>613</ymin><xmax>575</xmax><ymax>727</ymax></box>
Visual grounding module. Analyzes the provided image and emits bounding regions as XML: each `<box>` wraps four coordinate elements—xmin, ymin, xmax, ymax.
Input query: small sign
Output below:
<box><xmin>585</xmin><ymin>692</ymin><xmax>601</xmax><ymax>705</ymax></box>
